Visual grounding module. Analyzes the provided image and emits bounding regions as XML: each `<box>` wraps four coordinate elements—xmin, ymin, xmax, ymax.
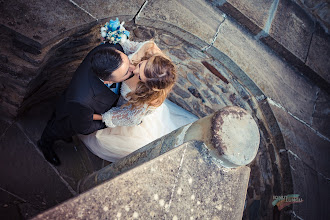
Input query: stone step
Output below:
<box><xmin>0</xmin><ymin>98</ymin><xmax>109</xmax><ymax>219</ymax></box>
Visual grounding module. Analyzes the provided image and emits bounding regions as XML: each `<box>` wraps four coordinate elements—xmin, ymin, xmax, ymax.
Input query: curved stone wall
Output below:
<box><xmin>0</xmin><ymin>0</ymin><xmax>329</xmax><ymax>219</ymax></box>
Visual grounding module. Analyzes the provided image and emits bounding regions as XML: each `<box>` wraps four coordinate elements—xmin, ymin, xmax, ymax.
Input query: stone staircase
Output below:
<box><xmin>1</xmin><ymin>0</ymin><xmax>329</xmax><ymax>219</ymax></box>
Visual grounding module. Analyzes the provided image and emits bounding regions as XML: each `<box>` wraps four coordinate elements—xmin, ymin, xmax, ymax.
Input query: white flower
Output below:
<box><xmin>101</xmin><ymin>27</ymin><xmax>107</xmax><ymax>32</ymax></box>
<box><xmin>120</xmin><ymin>34</ymin><xmax>127</xmax><ymax>43</ymax></box>
<box><xmin>119</xmin><ymin>22</ymin><xmax>125</xmax><ymax>32</ymax></box>
<box><xmin>101</xmin><ymin>31</ymin><xmax>107</xmax><ymax>38</ymax></box>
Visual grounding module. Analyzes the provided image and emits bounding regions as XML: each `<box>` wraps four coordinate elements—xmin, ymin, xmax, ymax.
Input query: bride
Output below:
<box><xmin>79</xmin><ymin>40</ymin><xmax>198</xmax><ymax>162</ymax></box>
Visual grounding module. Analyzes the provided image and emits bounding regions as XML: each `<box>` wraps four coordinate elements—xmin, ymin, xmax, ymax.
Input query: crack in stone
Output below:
<box><xmin>0</xmin><ymin>186</ymin><xmax>27</xmax><ymax>203</ymax></box>
<box><xmin>290</xmin><ymin>210</ymin><xmax>305</xmax><ymax>220</ymax></box>
<box><xmin>267</xmin><ymin>97</ymin><xmax>330</xmax><ymax>142</ymax></box>
<box><xmin>16</xmin><ymin>123</ymin><xmax>77</xmax><ymax>196</ymax></box>
<box><xmin>280</xmin><ymin>149</ymin><xmax>330</xmax><ymax>181</ymax></box>
<box><xmin>202</xmin><ymin>14</ymin><xmax>227</xmax><ymax>52</ymax></box>
<box><xmin>134</xmin><ymin>0</ymin><xmax>149</xmax><ymax>23</ymax></box>
<box><xmin>311</xmin><ymin>87</ymin><xmax>320</xmax><ymax>126</ymax></box>
<box><xmin>68</xmin><ymin>0</ymin><xmax>98</xmax><ymax>21</ymax></box>
<box><xmin>255</xmin><ymin>0</ymin><xmax>279</xmax><ymax>40</ymax></box>
<box><xmin>165</xmin><ymin>144</ymin><xmax>188</xmax><ymax>215</ymax></box>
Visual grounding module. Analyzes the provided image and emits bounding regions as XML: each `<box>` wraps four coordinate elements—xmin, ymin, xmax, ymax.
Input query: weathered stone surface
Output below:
<box><xmin>270</xmin><ymin>102</ymin><xmax>330</xmax><ymax>177</ymax></box>
<box><xmin>267</xmin><ymin>0</ymin><xmax>314</xmax><ymax>62</ymax></box>
<box><xmin>211</xmin><ymin>106</ymin><xmax>260</xmax><ymax>167</ymax></box>
<box><xmin>288</xmin><ymin>153</ymin><xmax>323</xmax><ymax>220</ymax></box>
<box><xmin>0</xmin><ymin>0</ymin><xmax>95</xmax><ymax>48</ymax></box>
<box><xmin>0</xmin><ymin>124</ymin><xmax>73</xmax><ymax>212</ymax></box>
<box><xmin>306</xmin><ymin>25</ymin><xmax>330</xmax><ymax>84</ymax></box>
<box><xmin>172</xmin><ymin>85</ymin><xmax>191</xmax><ymax>99</ymax></box>
<box><xmin>17</xmin><ymin>99</ymin><xmax>102</xmax><ymax>190</ymax></box>
<box><xmin>135</xmin><ymin>0</ymin><xmax>225</xmax><ymax>48</ymax></box>
<box><xmin>169</xmin><ymin>48</ymin><xmax>189</xmax><ymax>61</ymax></box>
<box><xmin>73</xmin><ymin>0</ymin><xmax>145</xmax><ymax>21</ymax></box>
<box><xmin>168</xmin><ymin>94</ymin><xmax>194</xmax><ymax>114</ymax></box>
<box><xmin>34</xmin><ymin>142</ymin><xmax>250</xmax><ymax>220</ymax></box>
<box><xmin>212</xmin><ymin>17</ymin><xmax>320</xmax><ymax>123</ymax></box>
<box><xmin>183</xmin><ymin>45</ymin><xmax>210</xmax><ymax>59</ymax></box>
<box><xmin>159</xmin><ymin>33</ymin><xmax>183</xmax><ymax>46</ymax></box>
<box><xmin>312</xmin><ymin>89</ymin><xmax>330</xmax><ymax>137</ymax></box>
<box><xmin>188</xmin><ymin>86</ymin><xmax>205</xmax><ymax>102</ymax></box>
<box><xmin>213</xmin><ymin>0</ymin><xmax>273</xmax><ymax>35</ymax></box>
<box><xmin>132</xmin><ymin>26</ymin><xmax>157</xmax><ymax>39</ymax></box>
<box><xmin>0</xmin><ymin>190</ymin><xmax>22</xmax><ymax>220</ymax></box>
<box><xmin>186</xmin><ymin>73</ymin><xmax>202</xmax><ymax>87</ymax></box>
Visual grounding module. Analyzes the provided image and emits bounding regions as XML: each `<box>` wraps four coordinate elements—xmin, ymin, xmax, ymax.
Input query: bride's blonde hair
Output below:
<box><xmin>125</xmin><ymin>53</ymin><xmax>177</xmax><ymax>109</ymax></box>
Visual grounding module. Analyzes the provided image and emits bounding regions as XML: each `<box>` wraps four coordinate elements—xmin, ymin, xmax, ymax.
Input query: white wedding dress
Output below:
<box><xmin>78</xmin><ymin>40</ymin><xmax>198</xmax><ymax>162</ymax></box>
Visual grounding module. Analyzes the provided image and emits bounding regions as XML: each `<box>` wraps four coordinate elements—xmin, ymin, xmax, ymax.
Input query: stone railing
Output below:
<box><xmin>79</xmin><ymin>106</ymin><xmax>260</xmax><ymax>193</ymax></box>
<box><xmin>33</xmin><ymin>106</ymin><xmax>260</xmax><ymax>219</ymax></box>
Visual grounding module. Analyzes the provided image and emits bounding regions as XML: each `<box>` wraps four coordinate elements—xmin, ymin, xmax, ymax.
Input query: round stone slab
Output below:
<box><xmin>211</xmin><ymin>106</ymin><xmax>260</xmax><ymax>167</ymax></box>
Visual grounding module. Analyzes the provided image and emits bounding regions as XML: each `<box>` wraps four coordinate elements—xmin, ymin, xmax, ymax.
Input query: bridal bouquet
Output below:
<box><xmin>101</xmin><ymin>18</ymin><xmax>130</xmax><ymax>44</ymax></box>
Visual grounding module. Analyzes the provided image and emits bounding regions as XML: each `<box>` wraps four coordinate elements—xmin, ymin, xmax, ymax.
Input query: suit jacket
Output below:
<box><xmin>55</xmin><ymin>43</ymin><xmax>124</xmax><ymax>135</ymax></box>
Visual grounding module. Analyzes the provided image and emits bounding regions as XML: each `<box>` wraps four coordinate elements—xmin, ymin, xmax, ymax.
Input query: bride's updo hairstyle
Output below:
<box><xmin>126</xmin><ymin>54</ymin><xmax>177</xmax><ymax>109</ymax></box>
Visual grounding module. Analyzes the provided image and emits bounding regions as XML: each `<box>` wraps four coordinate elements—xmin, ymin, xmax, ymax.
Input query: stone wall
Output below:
<box><xmin>294</xmin><ymin>0</ymin><xmax>330</xmax><ymax>32</ymax></box>
<box><xmin>206</xmin><ymin>0</ymin><xmax>330</xmax><ymax>92</ymax></box>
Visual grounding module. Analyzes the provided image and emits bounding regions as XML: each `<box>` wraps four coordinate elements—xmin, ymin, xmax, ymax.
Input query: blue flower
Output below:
<box><xmin>109</xmin><ymin>18</ymin><xmax>120</xmax><ymax>32</ymax></box>
<box><xmin>124</xmin><ymin>30</ymin><xmax>130</xmax><ymax>37</ymax></box>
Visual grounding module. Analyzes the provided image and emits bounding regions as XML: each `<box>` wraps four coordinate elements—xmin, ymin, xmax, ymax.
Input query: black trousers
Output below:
<box><xmin>40</xmin><ymin>112</ymin><xmax>75</xmax><ymax>146</ymax></box>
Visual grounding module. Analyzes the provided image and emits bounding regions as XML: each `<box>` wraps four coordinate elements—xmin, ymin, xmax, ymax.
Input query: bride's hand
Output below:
<box><xmin>93</xmin><ymin>114</ymin><xmax>102</xmax><ymax>121</ymax></box>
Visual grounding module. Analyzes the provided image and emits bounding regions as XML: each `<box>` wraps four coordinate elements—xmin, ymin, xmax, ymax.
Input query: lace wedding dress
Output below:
<box><xmin>78</xmin><ymin>40</ymin><xmax>198</xmax><ymax>162</ymax></box>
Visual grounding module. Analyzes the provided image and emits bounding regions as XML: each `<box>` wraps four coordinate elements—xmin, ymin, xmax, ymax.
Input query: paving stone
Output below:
<box><xmin>183</xmin><ymin>45</ymin><xmax>210</xmax><ymax>59</ymax></box>
<box><xmin>0</xmin><ymin>0</ymin><xmax>95</xmax><ymax>48</ymax></box>
<box><xmin>172</xmin><ymin>85</ymin><xmax>191</xmax><ymax>99</ymax></box>
<box><xmin>159</xmin><ymin>33</ymin><xmax>183</xmax><ymax>46</ymax></box>
<box><xmin>191</xmin><ymin>99</ymin><xmax>207</xmax><ymax>117</ymax></box>
<box><xmin>187</xmin><ymin>61</ymin><xmax>206</xmax><ymax>75</ymax></box>
<box><xmin>214</xmin><ymin>0</ymin><xmax>273</xmax><ymax>35</ymax></box>
<box><xmin>201</xmin><ymin>90</ymin><xmax>222</xmax><ymax>105</ymax></box>
<box><xmin>187</xmin><ymin>73</ymin><xmax>202</xmax><ymax>87</ymax></box>
<box><xmin>169</xmin><ymin>48</ymin><xmax>190</xmax><ymax>61</ymax></box>
<box><xmin>188</xmin><ymin>86</ymin><xmax>205</xmax><ymax>103</ymax></box>
<box><xmin>265</xmin><ymin>0</ymin><xmax>314</xmax><ymax>62</ymax></box>
<box><xmin>306</xmin><ymin>24</ymin><xmax>330</xmax><ymax>84</ymax></box>
<box><xmin>0</xmin><ymin>124</ymin><xmax>73</xmax><ymax>211</ymax></box>
<box><xmin>133</xmin><ymin>26</ymin><xmax>157</xmax><ymax>40</ymax></box>
<box><xmin>167</xmin><ymin>94</ymin><xmax>194</xmax><ymax>115</ymax></box>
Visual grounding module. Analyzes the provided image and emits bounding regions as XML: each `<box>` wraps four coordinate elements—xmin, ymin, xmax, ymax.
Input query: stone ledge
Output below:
<box><xmin>135</xmin><ymin>0</ymin><xmax>225</xmax><ymax>49</ymax></box>
<box><xmin>33</xmin><ymin>141</ymin><xmax>250</xmax><ymax>220</ymax></box>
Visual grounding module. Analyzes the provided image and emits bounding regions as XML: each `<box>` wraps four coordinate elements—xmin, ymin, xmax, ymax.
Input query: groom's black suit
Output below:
<box><xmin>41</xmin><ymin>43</ymin><xmax>123</xmax><ymax>144</ymax></box>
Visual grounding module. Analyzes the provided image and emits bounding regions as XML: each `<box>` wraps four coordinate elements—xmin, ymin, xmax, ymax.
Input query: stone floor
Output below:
<box><xmin>0</xmin><ymin>19</ymin><xmax>329</xmax><ymax>220</ymax></box>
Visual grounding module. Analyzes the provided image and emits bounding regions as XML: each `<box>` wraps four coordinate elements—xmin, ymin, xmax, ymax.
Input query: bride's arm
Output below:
<box><xmin>100</xmin><ymin>104</ymin><xmax>148</xmax><ymax>127</ymax></box>
<box><xmin>119</xmin><ymin>39</ymin><xmax>145</xmax><ymax>56</ymax></box>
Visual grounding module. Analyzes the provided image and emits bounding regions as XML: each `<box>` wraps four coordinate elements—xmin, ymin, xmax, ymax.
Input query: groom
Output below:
<box><xmin>38</xmin><ymin>43</ymin><xmax>135</xmax><ymax>166</ymax></box>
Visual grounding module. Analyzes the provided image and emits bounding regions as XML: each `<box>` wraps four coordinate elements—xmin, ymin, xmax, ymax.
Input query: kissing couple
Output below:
<box><xmin>38</xmin><ymin>29</ymin><xmax>198</xmax><ymax>166</ymax></box>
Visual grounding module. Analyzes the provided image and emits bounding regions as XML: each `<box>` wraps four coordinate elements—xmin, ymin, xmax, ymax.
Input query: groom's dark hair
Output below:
<box><xmin>91</xmin><ymin>48</ymin><xmax>123</xmax><ymax>81</ymax></box>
